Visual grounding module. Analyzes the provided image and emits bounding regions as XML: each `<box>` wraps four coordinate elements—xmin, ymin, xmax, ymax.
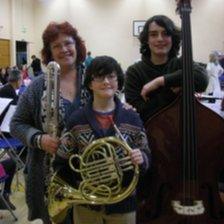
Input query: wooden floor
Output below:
<box><xmin>1</xmin><ymin>168</ymin><xmax>224</xmax><ymax>224</ymax></box>
<box><xmin>0</xmin><ymin>170</ymin><xmax>43</xmax><ymax>224</ymax></box>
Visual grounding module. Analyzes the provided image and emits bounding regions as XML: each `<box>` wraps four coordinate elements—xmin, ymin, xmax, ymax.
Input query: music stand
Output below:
<box><xmin>0</xmin><ymin>98</ymin><xmax>13</xmax><ymax>116</ymax></box>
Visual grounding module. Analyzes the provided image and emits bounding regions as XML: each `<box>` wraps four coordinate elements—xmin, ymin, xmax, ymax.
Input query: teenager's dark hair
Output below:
<box><xmin>84</xmin><ymin>56</ymin><xmax>124</xmax><ymax>94</ymax></box>
<box><xmin>139</xmin><ymin>15</ymin><xmax>181</xmax><ymax>59</ymax></box>
<box><xmin>41</xmin><ymin>21</ymin><xmax>86</xmax><ymax>65</ymax></box>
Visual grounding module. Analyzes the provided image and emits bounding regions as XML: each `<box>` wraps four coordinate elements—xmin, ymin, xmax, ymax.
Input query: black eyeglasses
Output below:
<box><xmin>92</xmin><ymin>74</ymin><xmax>117</xmax><ymax>82</ymax></box>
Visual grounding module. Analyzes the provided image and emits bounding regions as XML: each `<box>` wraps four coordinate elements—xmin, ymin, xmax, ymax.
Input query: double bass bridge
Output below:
<box><xmin>172</xmin><ymin>200</ymin><xmax>205</xmax><ymax>216</ymax></box>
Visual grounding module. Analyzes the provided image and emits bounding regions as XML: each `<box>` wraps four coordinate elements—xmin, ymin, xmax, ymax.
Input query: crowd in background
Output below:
<box><xmin>0</xmin><ymin>51</ymin><xmax>95</xmax><ymax>92</ymax></box>
<box><xmin>0</xmin><ymin>65</ymin><xmax>31</xmax><ymax>91</ymax></box>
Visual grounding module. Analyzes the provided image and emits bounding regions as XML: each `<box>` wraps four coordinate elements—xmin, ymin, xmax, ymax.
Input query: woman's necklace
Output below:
<box><xmin>60</xmin><ymin>72</ymin><xmax>77</xmax><ymax>101</ymax></box>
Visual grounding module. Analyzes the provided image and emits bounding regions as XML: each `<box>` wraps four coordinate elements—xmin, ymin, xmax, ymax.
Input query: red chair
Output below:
<box><xmin>0</xmin><ymin>163</ymin><xmax>17</xmax><ymax>221</ymax></box>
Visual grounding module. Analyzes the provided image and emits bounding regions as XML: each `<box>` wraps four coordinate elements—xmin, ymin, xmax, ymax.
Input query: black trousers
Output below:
<box><xmin>1</xmin><ymin>159</ymin><xmax>16</xmax><ymax>194</ymax></box>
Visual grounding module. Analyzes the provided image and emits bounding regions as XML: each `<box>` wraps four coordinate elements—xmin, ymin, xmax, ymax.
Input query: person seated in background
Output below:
<box><xmin>0</xmin><ymin>69</ymin><xmax>22</xmax><ymax>105</ymax></box>
<box><xmin>0</xmin><ymin>69</ymin><xmax>22</xmax><ymax>131</ymax></box>
<box><xmin>18</xmin><ymin>65</ymin><xmax>31</xmax><ymax>96</ymax></box>
<box><xmin>0</xmin><ymin>67</ymin><xmax>10</xmax><ymax>86</ymax></box>
<box><xmin>0</xmin><ymin>158</ymin><xmax>17</xmax><ymax>210</ymax></box>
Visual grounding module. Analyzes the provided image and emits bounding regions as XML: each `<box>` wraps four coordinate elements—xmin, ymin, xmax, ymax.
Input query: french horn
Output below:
<box><xmin>48</xmin><ymin>135</ymin><xmax>139</xmax><ymax>223</ymax></box>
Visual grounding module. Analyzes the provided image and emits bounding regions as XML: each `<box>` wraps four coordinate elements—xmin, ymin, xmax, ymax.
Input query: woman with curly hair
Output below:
<box><xmin>10</xmin><ymin>21</ymin><xmax>89</xmax><ymax>224</ymax></box>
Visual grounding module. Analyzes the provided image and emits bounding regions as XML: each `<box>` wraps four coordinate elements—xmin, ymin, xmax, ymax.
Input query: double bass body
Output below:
<box><xmin>138</xmin><ymin>96</ymin><xmax>224</xmax><ymax>224</ymax></box>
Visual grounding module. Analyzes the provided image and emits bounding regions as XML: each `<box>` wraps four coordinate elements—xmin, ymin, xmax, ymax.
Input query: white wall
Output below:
<box><xmin>0</xmin><ymin>0</ymin><xmax>34</xmax><ymax>65</ymax></box>
<box><xmin>33</xmin><ymin>0</ymin><xmax>224</xmax><ymax>69</ymax></box>
<box><xmin>191</xmin><ymin>0</ymin><xmax>224</xmax><ymax>61</ymax></box>
<box><xmin>0</xmin><ymin>0</ymin><xmax>11</xmax><ymax>39</ymax></box>
<box><xmin>33</xmin><ymin>0</ymin><xmax>179</xmax><ymax>69</ymax></box>
<box><xmin>0</xmin><ymin>0</ymin><xmax>224</xmax><ymax>69</ymax></box>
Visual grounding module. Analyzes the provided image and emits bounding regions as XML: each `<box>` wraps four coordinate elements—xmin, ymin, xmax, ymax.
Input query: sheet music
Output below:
<box><xmin>0</xmin><ymin>105</ymin><xmax>16</xmax><ymax>133</ymax></box>
<box><xmin>202</xmin><ymin>100</ymin><xmax>224</xmax><ymax>118</ymax></box>
<box><xmin>0</xmin><ymin>98</ymin><xmax>13</xmax><ymax>115</ymax></box>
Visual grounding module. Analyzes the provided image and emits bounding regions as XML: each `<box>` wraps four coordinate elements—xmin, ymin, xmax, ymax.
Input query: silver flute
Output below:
<box><xmin>46</xmin><ymin>61</ymin><xmax>60</xmax><ymax>138</ymax></box>
<box><xmin>44</xmin><ymin>61</ymin><xmax>60</xmax><ymax>191</ymax></box>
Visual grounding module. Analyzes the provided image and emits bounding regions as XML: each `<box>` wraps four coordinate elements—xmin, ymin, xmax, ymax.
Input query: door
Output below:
<box><xmin>0</xmin><ymin>39</ymin><xmax>10</xmax><ymax>68</ymax></box>
<box><xmin>16</xmin><ymin>41</ymin><xmax>27</xmax><ymax>69</ymax></box>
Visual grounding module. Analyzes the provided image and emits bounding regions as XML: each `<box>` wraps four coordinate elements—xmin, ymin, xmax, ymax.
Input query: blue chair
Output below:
<box><xmin>219</xmin><ymin>73</ymin><xmax>224</xmax><ymax>90</ymax></box>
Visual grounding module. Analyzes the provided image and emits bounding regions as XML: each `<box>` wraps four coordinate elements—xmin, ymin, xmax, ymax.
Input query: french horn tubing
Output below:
<box><xmin>48</xmin><ymin>129</ymin><xmax>139</xmax><ymax>223</ymax></box>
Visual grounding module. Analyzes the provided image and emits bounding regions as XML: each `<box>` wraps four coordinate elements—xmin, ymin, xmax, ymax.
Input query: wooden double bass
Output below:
<box><xmin>138</xmin><ymin>1</ymin><xmax>224</xmax><ymax>223</ymax></box>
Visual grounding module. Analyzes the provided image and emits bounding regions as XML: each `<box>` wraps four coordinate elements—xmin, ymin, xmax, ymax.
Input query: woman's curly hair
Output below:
<box><xmin>41</xmin><ymin>21</ymin><xmax>86</xmax><ymax>65</ymax></box>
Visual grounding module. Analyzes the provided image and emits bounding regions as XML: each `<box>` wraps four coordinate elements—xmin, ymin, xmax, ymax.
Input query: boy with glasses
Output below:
<box><xmin>55</xmin><ymin>56</ymin><xmax>151</xmax><ymax>224</ymax></box>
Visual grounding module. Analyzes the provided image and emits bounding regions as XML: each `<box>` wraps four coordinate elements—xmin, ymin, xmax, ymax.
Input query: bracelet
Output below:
<box><xmin>33</xmin><ymin>134</ymin><xmax>42</xmax><ymax>149</ymax></box>
<box><xmin>36</xmin><ymin>134</ymin><xmax>42</xmax><ymax>149</ymax></box>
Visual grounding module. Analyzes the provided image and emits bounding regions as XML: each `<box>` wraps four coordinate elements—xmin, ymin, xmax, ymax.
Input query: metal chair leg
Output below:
<box><xmin>0</xmin><ymin>195</ymin><xmax>18</xmax><ymax>221</ymax></box>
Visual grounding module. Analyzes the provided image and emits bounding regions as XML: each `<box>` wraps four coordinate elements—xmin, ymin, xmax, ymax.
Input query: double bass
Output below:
<box><xmin>138</xmin><ymin>1</ymin><xmax>224</xmax><ymax>223</ymax></box>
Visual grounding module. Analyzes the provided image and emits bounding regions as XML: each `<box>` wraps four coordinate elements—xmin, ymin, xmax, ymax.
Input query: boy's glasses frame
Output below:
<box><xmin>92</xmin><ymin>74</ymin><xmax>117</xmax><ymax>82</ymax></box>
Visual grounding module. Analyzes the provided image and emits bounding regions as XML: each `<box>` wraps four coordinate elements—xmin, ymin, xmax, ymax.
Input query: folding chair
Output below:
<box><xmin>0</xmin><ymin>163</ymin><xmax>17</xmax><ymax>221</ymax></box>
<box><xmin>0</xmin><ymin>105</ymin><xmax>26</xmax><ymax>192</ymax></box>
<box><xmin>0</xmin><ymin>134</ymin><xmax>25</xmax><ymax>170</ymax></box>
<box><xmin>0</xmin><ymin>104</ymin><xmax>26</xmax><ymax>170</ymax></box>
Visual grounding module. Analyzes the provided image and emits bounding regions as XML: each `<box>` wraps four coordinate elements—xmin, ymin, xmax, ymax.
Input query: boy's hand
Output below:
<box><xmin>131</xmin><ymin>149</ymin><xmax>143</xmax><ymax>165</ymax></box>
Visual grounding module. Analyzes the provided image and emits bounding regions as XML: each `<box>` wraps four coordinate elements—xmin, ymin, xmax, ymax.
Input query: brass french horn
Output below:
<box><xmin>48</xmin><ymin>135</ymin><xmax>139</xmax><ymax>223</ymax></box>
